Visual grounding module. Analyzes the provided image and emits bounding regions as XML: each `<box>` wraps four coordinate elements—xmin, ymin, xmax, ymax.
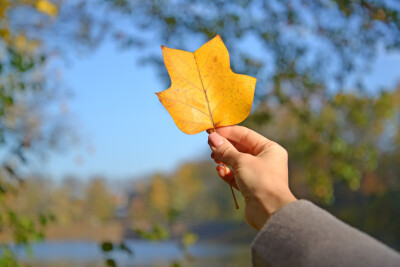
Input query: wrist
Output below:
<box><xmin>256</xmin><ymin>185</ymin><xmax>297</xmax><ymax>217</ymax></box>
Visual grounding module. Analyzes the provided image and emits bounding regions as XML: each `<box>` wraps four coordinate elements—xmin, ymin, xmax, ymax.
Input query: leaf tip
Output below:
<box><xmin>155</xmin><ymin>92</ymin><xmax>162</xmax><ymax>101</ymax></box>
<box><xmin>161</xmin><ymin>45</ymin><xmax>166</xmax><ymax>50</ymax></box>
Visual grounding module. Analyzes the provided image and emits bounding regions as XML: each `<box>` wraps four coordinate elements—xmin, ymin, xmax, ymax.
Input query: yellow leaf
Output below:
<box><xmin>36</xmin><ymin>0</ymin><xmax>58</xmax><ymax>17</ymax></box>
<box><xmin>0</xmin><ymin>28</ymin><xmax>11</xmax><ymax>44</ymax></box>
<box><xmin>156</xmin><ymin>35</ymin><xmax>257</xmax><ymax>134</ymax></box>
<box><xmin>0</xmin><ymin>0</ymin><xmax>10</xmax><ymax>19</ymax></box>
<box><xmin>14</xmin><ymin>34</ymin><xmax>40</xmax><ymax>53</ymax></box>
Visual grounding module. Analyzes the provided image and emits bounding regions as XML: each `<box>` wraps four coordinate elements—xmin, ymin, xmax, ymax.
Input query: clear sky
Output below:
<box><xmin>44</xmin><ymin>41</ymin><xmax>209</xmax><ymax>180</ymax></box>
<box><xmin>43</xmin><ymin>40</ymin><xmax>400</xmax><ymax>181</ymax></box>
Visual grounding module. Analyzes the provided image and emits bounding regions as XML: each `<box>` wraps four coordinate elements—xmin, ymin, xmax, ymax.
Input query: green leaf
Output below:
<box><xmin>101</xmin><ymin>242</ymin><xmax>114</xmax><ymax>252</ymax></box>
<box><xmin>38</xmin><ymin>214</ymin><xmax>47</xmax><ymax>226</ymax></box>
<box><xmin>119</xmin><ymin>242</ymin><xmax>133</xmax><ymax>255</ymax></box>
<box><xmin>105</xmin><ymin>258</ymin><xmax>116</xmax><ymax>267</ymax></box>
<box><xmin>170</xmin><ymin>262</ymin><xmax>181</xmax><ymax>267</ymax></box>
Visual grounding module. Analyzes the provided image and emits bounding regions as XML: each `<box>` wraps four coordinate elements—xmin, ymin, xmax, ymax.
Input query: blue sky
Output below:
<box><xmin>43</xmin><ymin>40</ymin><xmax>400</xmax><ymax>181</ymax></box>
<box><xmin>45</xmin><ymin>42</ymin><xmax>209</xmax><ymax>180</ymax></box>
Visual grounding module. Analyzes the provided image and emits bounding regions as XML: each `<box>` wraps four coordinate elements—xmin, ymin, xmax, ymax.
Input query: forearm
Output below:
<box><xmin>252</xmin><ymin>200</ymin><xmax>400</xmax><ymax>267</ymax></box>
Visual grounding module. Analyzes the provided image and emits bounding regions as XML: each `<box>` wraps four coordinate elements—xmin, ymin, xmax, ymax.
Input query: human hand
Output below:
<box><xmin>208</xmin><ymin>125</ymin><xmax>297</xmax><ymax>230</ymax></box>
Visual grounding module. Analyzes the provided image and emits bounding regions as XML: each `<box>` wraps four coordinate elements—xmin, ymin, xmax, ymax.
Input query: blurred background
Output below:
<box><xmin>1</xmin><ymin>0</ymin><xmax>400</xmax><ymax>266</ymax></box>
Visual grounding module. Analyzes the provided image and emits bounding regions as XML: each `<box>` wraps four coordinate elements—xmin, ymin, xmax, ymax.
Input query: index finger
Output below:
<box><xmin>215</xmin><ymin>125</ymin><xmax>271</xmax><ymax>156</ymax></box>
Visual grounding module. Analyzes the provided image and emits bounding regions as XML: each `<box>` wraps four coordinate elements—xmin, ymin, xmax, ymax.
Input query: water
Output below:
<box><xmin>13</xmin><ymin>240</ymin><xmax>251</xmax><ymax>267</ymax></box>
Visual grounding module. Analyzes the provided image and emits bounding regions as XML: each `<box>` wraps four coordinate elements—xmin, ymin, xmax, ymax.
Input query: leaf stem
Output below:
<box><xmin>229</xmin><ymin>179</ymin><xmax>239</xmax><ymax>209</ymax></box>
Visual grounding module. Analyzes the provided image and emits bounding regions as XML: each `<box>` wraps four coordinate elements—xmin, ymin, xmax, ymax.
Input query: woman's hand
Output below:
<box><xmin>208</xmin><ymin>125</ymin><xmax>297</xmax><ymax>230</ymax></box>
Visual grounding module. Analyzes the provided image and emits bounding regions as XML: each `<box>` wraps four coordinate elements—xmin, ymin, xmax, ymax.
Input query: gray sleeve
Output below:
<box><xmin>251</xmin><ymin>200</ymin><xmax>400</xmax><ymax>267</ymax></box>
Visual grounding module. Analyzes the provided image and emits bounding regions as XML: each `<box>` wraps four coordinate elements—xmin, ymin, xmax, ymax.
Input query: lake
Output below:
<box><xmin>13</xmin><ymin>240</ymin><xmax>251</xmax><ymax>266</ymax></box>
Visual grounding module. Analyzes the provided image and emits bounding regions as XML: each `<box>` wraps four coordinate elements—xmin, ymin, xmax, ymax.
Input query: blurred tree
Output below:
<box><xmin>248</xmin><ymin>88</ymin><xmax>400</xmax><ymax>202</ymax></box>
<box><xmin>86</xmin><ymin>177</ymin><xmax>116</xmax><ymax>223</ymax></box>
<box><xmin>1</xmin><ymin>0</ymin><xmax>116</xmax><ymax>262</ymax></box>
<box><xmin>0</xmin><ymin>0</ymin><xmax>71</xmax><ymax>262</ymax></box>
<box><xmin>169</xmin><ymin>164</ymin><xmax>203</xmax><ymax>218</ymax></box>
<box><xmin>56</xmin><ymin>176</ymin><xmax>86</xmax><ymax>223</ymax></box>
<box><xmin>12</xmin><ymin>177</ymin><xmax>53</xmax><ymax>218</ymax></box>
<box><xmin>148</xmin><ymin>174</ymin><xmax>171</xmax><ymax>220</ymax></box>
<box><xmin>128</xmin><ymin>183</ymin><xmax>150</xmax><ymax>227</ymax></box>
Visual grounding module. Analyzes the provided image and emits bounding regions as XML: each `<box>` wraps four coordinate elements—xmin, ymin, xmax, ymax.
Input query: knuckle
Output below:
<box><xmin>219</xmin><ymin>145</ymin><xmax>232</xmax><ymax>161</ymax></box>
<box><xmin>275</xmin><ymin>144</ymin><xmax>288</xmax><ymax>158</ymax></box>
<box><xmin>262</xmin><ymin>141</ymin><xmax>288</xmax><ymax>158</ymax></box>
<box><xmin>281</xmin><ymin>147</ymin><xmax>288</xmax><ymax>158</ymax></box>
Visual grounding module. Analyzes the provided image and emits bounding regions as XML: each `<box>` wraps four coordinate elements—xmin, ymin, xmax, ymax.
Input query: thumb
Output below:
<box><xmin>208</xmin><ymin>132</ymin><xmax>242</xmax><ymax>167</ymax></box>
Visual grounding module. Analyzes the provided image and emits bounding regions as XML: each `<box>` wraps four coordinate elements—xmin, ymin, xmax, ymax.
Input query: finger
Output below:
<box><xmin>228</xmin><ymin>139</ymin><xmax>253</xmax><ymax>154</ymax></box>
<box><xmin>216</xmin><ymin>165</ymin><xmax>239</xmax><ymax>190</ymax></box>
<box><xmin>209</xmin><ymin>132</ymin><xmax>242</xmax><ymax>167</ymax></box>
<box><xmin>216</xmin><ymin>125</ymin><xmax>272</xmax><ymax>155</ymax></box>
<box><xmin>211</xmin><ymin>152</ymin><xmax>223</xmax><ymax>165</ymax></box>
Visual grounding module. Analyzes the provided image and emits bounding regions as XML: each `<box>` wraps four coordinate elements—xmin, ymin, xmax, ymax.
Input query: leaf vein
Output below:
<box><xmin>162</xmin><ymin>96</ymin><xmax>209</xmax><ymax>117</ymax></box>
<box><xmin>165</xmin><ymin>53</ymin><xmax>203</xmax><ymax>93</ymax></box>
<box><xmin>198</xmin><ymin>46</ymin><xmax>213</xmax><ymax>73</ymax></box>
<box><xmin>204</xmin><ymin>64</ymin><xmax>219</xmax><ymax>92</ymax></box>
<box><xmin>211</xmin><ymin>96</ymin><xmax>226</xmax><ymax>116</ymax></box>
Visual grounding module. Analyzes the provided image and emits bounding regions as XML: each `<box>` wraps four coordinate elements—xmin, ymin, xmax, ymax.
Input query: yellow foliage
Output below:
<box><xmin>13</xmin><ymin>34</ymin><xmax>40</xmax><ymax>53</ymax></box>
<box><xmin>0</xmin><ymin>28</ymin><xmax>10</xmax><ymax>43</ymax></box>
<box><xmin>0</xmin><ymin>0</ymin><xmax>10</xmax><ymax>43</ymax></box>
<box><xmin>0</xmin><ymin>0</ymin><xmax>9</xmax><ymax>19</ymax></box>
<box><xmin>36</xmin><ymin>0</ymin><xmax>58</xmax><ymax>17</ymax></box>
<box><xmin>175</xmin><ymin>164</ymin><xmax>203</xmax><ymax>202</ymax></box>
<box><xmin>149</xmin><ymin>175</ymin><xmax>170</xmax><ymax>216</ymax></box>
<box><xmin>157</xmin><ymin>35</ymin><xmax>257</xmax><ymax>134</ymax></box>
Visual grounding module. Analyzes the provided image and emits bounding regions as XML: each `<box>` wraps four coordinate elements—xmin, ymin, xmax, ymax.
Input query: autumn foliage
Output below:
<box><xmin>157</xmin><ymin>35</ymin><xmax>256</xmax><ymax>134</ymax></box>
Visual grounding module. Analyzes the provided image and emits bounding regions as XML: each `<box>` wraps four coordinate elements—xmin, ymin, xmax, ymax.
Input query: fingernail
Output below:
<box><xmin>217</xmin><ymin>166</ymin><xmax>225</xmax><ymax>176</ymax></box>
<box><xmin>209</xmin><ymin>132</ymin><xmax>223</xmax><ymax>147</ymax></box>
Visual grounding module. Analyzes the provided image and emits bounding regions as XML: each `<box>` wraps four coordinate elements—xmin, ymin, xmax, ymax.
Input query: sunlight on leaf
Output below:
<box><xmin>36</xmin><ymin>0</ymin><xmax>58</xmax><ymax>17</ymax></box>
<box><xmin>156</xmin><ymin>35</ymin><xmax>257</xmax><ymax>134</ymax></box>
